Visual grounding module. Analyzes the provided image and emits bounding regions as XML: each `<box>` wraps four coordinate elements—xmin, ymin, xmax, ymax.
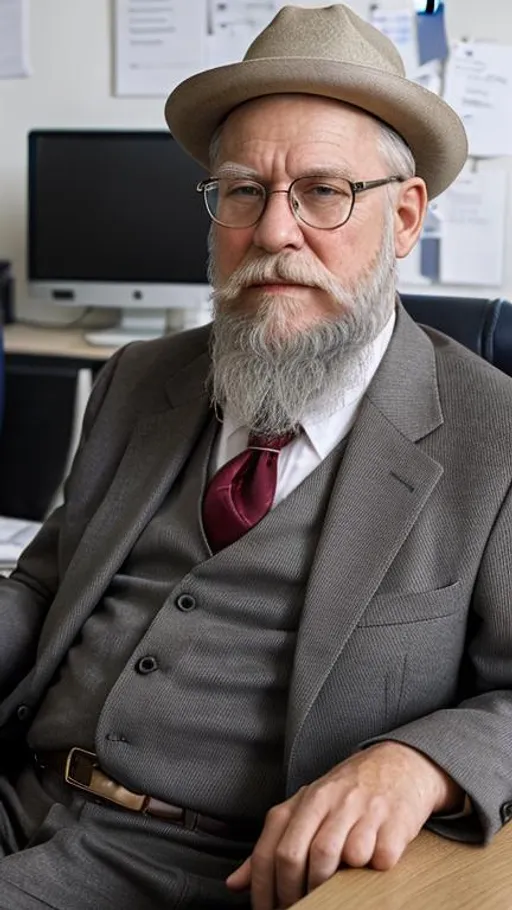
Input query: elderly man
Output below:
<box><xmin>1</xmin><ymin>4</ymin><xmax>512</xmax><ymax>909</ymax></box>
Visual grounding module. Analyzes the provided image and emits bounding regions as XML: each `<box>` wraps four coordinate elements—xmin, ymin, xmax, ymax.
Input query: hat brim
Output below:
<box><xmin>165</xmin><ymin>57</ymin><xmax>467</xmax><ymax>198</ymax></box>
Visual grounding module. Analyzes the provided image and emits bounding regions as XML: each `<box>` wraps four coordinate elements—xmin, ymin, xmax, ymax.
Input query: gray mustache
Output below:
<box><xmin>216</xmin><ymin>255</ymin><xmax>337</xmax><ymax>301</ymax></box>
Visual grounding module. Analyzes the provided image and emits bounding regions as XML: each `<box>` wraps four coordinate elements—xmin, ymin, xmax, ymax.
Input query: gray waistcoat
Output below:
<box><xmin>29</xmin><ymin>420</ymin><xmax>346</xmax><ymax>819</ymax></box>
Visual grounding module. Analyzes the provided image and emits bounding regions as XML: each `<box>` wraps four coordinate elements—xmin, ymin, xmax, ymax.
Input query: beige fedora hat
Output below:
<box><xmin>165</xmin><ymin>3</ymin><xmax>467</xmax><ymax>199</ymax></box>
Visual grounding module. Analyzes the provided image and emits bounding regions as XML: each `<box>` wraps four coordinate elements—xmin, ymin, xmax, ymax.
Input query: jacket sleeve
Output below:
<box><xmin>0</xmin><ymin>347</ymin><xmax>126</xmax><ymax>700</ymax></box>
<box><xmin>359</xmin><ymin>480</ymin><xmax>512</xmax><ymax>845</ymax></box>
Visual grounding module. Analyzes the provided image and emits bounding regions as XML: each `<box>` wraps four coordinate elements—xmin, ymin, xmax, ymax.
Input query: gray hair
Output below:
<box><xmin>376</xmin><ymin>120</ymin><xmax>416</xmax><ymax>188</ymax></box>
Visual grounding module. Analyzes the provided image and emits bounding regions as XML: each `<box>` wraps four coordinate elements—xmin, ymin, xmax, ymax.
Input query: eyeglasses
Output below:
<box><xmin>196</xmin><ymin>174</ymin><xmax>405</xmax><ymax>231</ymax></box>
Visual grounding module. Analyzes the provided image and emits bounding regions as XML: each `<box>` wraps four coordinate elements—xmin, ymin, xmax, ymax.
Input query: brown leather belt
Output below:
<box><xmin>34</xmin><ymin>748</ymin><xmax>259</xmax><ymax>841</ymax></box>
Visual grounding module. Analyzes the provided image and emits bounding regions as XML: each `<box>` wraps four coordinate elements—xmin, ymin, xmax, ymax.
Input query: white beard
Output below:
<box><xmin>208</xmin><ymin>215</ymin><xmax>397</xmax><ymax>437</ymax></box>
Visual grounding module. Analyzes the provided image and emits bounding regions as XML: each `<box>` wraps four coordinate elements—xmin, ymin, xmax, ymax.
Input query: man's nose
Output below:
<box><xmin>251</xmin><ymin>190</ymin><xmax>305</xmax><ymax>254</ymax></box>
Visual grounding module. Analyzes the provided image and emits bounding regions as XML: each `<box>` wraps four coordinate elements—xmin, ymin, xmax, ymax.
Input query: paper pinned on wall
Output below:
<box><xmin>206</xmin><ymin>0</ymin><xmax>346</xmax><ymax>69</ymax></box>
<box><xmin>444</xmin><ymin>42</ymin><xmax>512</xmax><ymax>158</ymax></box>
<box><xmin>414</xmin><ymin>58</ymin><xmax>442</xmax><ymax>96</ymax></box>
<box><xmin>114</xmin><ymin>0</ymin><xmax>206</xmax><ymax>97</ymax></box>
<box><xmin>206</xmin><ymin>0</ymin><xmax>276</xmax><ymax>68</ymax></box>
<box><xmin>438</xmin><ymin>168</ymin><xmax>507</xmax><ymax>287</ymax></box>
<box><xmin>0</xmin><ymin>0</ymin><xmax>30</xmax><ymax>79</ymax></box>
<box><xmin>369</xmin><ymin>8</ymin><xmax>420</xmax><ymax>78</ymax></box>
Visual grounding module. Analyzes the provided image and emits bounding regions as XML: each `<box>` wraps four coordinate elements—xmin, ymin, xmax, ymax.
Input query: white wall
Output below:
<box><xmin>1</xmin><ymin>0</ymin><xmax>512</xmax><ymax>323</ymax></box>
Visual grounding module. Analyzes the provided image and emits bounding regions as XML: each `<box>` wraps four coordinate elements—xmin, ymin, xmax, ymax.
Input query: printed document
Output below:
<box><xmin>369</xmin><ymin>8</ymin><xmax>420</xmax><ymax>77</ymax></box>
<box><xmin>115</xmin><ymin>0</ymin><xmax>206</xmax><ymax>96</ymax></box>
<box><xmin>438</xmin><ymin>168</ymin><xmax>507</xmax><ymax>287</ymax></box>
<box><xmin>206</xmin><ymin>0</ymin><xmax>338</xmax><ymax>68</ymax></box>
<box><xmin>444</xmin><ymin>42</ymin><xmax>512</xmax><ymax>157</ymax></box>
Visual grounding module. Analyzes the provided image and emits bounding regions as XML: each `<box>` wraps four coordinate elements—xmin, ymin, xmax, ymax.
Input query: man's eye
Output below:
<box><xmin>226</xmin><ymin>184</ymin><xmax>263</xmax><ymax>198</ymax></box>
<box><xmin>311</xmin><ymin>184</ymin><xmax>338</xmax><ymax>195</ymax></box>
<box><xmin>306</xmin><ymin>183</ymin><xmax>349</xmax><ymax>199</ymax></box>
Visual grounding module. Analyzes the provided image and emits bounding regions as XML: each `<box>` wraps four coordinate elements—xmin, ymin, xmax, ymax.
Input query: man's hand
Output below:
<box><xmin>226</xmin><ymin>741</ymin><xmax>463</xmax><ymax>910</ymax></box>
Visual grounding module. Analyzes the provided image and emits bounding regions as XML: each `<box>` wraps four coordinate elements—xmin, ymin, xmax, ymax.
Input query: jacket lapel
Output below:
<box><xmin>285</xmin><ymin>305</ymin><xmax>445</xmax><ymax>772</ymax></box>
<box><xmin>34</xmin><ymin>350</ymin><xmax>212</xmax><ymax>672</ymax></box>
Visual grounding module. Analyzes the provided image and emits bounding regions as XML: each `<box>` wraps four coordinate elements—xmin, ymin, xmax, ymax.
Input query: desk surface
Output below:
<box><xmin>293</xmin><ymin>825</ymin><xmax>512</xmax><ymax>909</ymax></box>
<box><xmin>3</xmin><ymin>324</ymin><xmax>118</xmax><ymax>360</ymax></box>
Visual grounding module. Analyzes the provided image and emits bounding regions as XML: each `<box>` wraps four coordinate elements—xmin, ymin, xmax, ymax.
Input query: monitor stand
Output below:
<box><xmin>84</xmin><ymin>307</ymin><xmax>168</xmax><ymax>347</ymax></box>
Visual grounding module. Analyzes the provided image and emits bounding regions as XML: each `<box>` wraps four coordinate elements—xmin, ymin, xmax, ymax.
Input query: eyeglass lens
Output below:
<box><xmin>204</xmin><ymin>176</ymin><xmax>355</xmax><ymax>229</ymax></box>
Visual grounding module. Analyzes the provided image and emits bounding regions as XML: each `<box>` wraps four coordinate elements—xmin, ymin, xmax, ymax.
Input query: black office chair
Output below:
<box><xmin>400</xmin><ymin>294</ymin><xmax>512</xmax><ymax>378</ymax></box>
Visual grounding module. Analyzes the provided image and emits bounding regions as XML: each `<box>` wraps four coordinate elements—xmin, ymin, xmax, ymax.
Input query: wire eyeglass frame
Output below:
<box><xmin>196</xmin><ymin>174</ymin><xmax>406</xmax><ymax>231</ymax></box>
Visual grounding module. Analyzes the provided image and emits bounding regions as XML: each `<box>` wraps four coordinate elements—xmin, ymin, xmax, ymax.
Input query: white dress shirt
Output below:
<box><xmin>212</xmin><ymin>311</ymin><xmax>396</xmax><ymax>503</ymax></box>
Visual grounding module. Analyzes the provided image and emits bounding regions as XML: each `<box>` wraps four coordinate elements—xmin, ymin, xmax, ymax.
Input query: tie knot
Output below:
<box><xmin>247</xmin><ymin>430</ymin><xmax>297</xmax><ymax>452</ymax></box>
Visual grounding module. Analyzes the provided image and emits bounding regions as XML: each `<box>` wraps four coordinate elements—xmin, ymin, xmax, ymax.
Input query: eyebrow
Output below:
<box><xmin>213</xmin><ymin>162</ymin><xmax>359</xmax><ymax>182</ymax></box>
<box><xmin>214</xmin><ymin>163</ymin><xmax>261</xmax><ymax>179</ymax></box>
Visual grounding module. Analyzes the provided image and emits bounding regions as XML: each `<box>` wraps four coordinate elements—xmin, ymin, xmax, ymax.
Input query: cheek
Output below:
<box><xmin>214</xmin><ymin>226</ymin><xmax>254</xmax><ymax>280</ymax></box>
<box><xmin>307</xmin><ymin>216</ymin><xmax>385</xmax><ymax>281</ymax></box>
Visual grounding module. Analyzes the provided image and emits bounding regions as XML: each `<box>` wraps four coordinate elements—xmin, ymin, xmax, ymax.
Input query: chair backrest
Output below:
<box><xmin>400</xmin><ymin>294</ymin><xmax>512</xmax><ymax>378</ymax></box>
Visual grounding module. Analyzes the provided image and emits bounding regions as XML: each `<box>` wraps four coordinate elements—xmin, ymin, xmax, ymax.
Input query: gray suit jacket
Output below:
<box><xmin>1</xmin><ymin>303</ymin><xmax>512</xmax><ymax>844</ymax></box>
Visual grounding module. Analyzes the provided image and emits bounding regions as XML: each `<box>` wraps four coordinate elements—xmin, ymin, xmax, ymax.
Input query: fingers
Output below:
<box><xmin>271</xmin><ymin>795</ymin><xmax>328</xmax><ymax>908</ymax></box>
<box><xmin>226</xmin><ymin>856</ymin><xmax>251</xmax><ymax>891</ymax></box>
<box><xmin>269</xmin><ymin>785</ymin><xmax>361</xmax><ymax>906</ymax></box>
<box><xmin>306</xmin><ymin>806</ymin><xmax>416</xmax><ymax>893</ymax></box>
<box><xmin>306</xmin><ymin>813</ymin><xmax>376</xmax><ymax>893</ymax></box>
<box><xmin>250</xmin><ymin>797</ymin><xmax>304</xmax><ymax>910</ymax></box>
<box><xmin>371</xmin><ymin>817</ymin><xmax>420</xmax><ymax>871</ymax></box>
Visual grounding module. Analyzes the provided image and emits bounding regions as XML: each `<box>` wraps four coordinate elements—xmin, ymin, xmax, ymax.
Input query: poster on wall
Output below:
<box><xmin>0</xmin><ymin>0</ymin><xmax>30</xmax><ymax>79</ymax></box>
<box><xmin>114</xmin><ymin>0</ymin><xmax>206</xmax><ymax>97</ymax></box>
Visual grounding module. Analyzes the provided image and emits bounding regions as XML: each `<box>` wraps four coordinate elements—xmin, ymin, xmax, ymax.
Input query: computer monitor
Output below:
<box><xmin>27</xmin><ymin>130</ymin><xmax>212</xmax><ymax>345</ymax></box>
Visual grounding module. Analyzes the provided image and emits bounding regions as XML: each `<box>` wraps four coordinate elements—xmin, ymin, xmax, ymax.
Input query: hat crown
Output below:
<box><xmin>244</xmin><ymin>4</ymin><xmax>405</xmax><ymax>77</ymax></box>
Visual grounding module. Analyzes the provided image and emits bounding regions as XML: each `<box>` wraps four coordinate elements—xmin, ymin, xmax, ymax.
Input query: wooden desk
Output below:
<box><xmin>293</xmin><ymin>825</ymin><xmax>512</xmax><ymax>909</ymax></box>
<box><xmin>3</xmin><ymin>323</ymin><xmax>118</xmax><ymax>360</ymax></box>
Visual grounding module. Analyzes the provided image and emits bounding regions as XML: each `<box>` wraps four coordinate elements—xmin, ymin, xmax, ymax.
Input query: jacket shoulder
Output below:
<box><xmin>424</xmin><ymin>325</ymin><xmax>512</xmax><ymax>418</ymax></box>
<box><xmin>112</xmin><ymin>323</ymin><xmax>212</xmax><ymax>378</ymax></box>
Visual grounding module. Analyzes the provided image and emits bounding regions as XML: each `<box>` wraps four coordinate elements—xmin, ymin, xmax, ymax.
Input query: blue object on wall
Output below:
<box><xmin>416</xmin><ymin>2</ymin><xmax>448</xmax><ymax>64</ymax></box>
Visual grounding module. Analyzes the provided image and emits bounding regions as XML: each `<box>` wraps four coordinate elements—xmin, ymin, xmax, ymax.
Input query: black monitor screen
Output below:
<box><xmin>28</xmin><ymin>130</ymin><xmax>211</xmax><ymax>284</ymax></box>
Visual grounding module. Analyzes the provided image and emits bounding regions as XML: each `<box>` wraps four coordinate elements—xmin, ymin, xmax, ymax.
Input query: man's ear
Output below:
<box><xmin>394</xmin><ymin>178</ymin><xmax>428</xmax><ymax>259</ymax></box>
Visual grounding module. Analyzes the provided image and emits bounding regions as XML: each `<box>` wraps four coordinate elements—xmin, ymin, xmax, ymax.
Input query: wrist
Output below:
<box><xmin>432</xmin><ymin>770</ymin><xmax>465</xmax><ymax>814</ymax></box>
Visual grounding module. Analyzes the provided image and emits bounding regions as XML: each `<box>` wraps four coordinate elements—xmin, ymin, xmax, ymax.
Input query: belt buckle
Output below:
<box><xmin>64</xmin><ymin>747</ymin><xmax>146</xmax><ymax>811</ymax></box>
<box><xmin>64</xmin><ymin>747</ymin><xmax>98</xmax><ymax>790</ymax></box>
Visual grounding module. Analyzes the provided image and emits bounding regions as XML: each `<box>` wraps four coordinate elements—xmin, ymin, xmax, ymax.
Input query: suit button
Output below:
<box><xmin>176</xmin><ymin>594</ymin><xmax>196</xmax><ymax>612</ymax></box>
<box><xmin>16</xmin><ymin>704</ymin><xmax>32</xmax><ymax>722</ymax></box>
<box><xmin>136</xmin><ymin>656</ymin><xmax>158</xmax><ymax>674</ymax></box>
<box><xmin>501</xmin><ymin>801</ymin><xmax>512</xmax><ymax>824</ymax></box>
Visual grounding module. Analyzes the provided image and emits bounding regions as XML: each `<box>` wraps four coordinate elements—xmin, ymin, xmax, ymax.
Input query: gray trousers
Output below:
<box><xmin>0</xmin><ymin>767</ymin><xmax>251</xmax><ymax>910</ymax></box>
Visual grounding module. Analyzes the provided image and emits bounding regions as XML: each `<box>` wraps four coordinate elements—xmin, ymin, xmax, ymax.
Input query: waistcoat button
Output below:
<box><xmin>136</xmin><ymin>656</ymin><xmax>158</xmax><ymax>674</ymax></box>
<box><xmin>16</xmin><ymin>704</ymin><xmax>32</xmax><ymax>722</ymax></box>
<box><xmin>176</xmin><ymin>593</ymin><xmax>196</xmax><ymax>612</ymax></box>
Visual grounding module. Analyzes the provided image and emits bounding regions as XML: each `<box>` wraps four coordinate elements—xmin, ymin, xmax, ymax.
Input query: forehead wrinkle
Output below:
<box><xmin>215</xmin><ymin>161</ymin><xmax>360</xmax><ymax>184</ymax></box>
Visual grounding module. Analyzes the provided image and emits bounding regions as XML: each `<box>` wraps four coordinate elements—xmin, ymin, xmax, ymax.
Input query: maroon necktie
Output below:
<box><xmin>202</xmin><ymin>431</ymin><xmax>296</xmax><ymax>553</ymax></box>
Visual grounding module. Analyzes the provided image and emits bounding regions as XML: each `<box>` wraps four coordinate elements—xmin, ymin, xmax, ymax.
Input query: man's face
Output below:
<box><xmin>210</xmin><ymin>94</ymin><xmax>396</xmax><ymax>335</ymax></box>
